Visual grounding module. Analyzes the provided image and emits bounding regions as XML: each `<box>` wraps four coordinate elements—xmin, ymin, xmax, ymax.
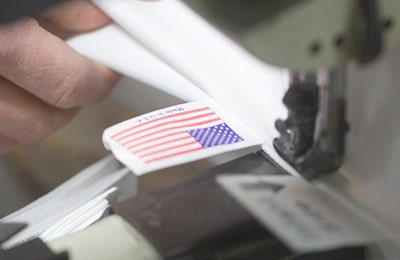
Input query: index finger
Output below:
<box><xmin>0</xmin><ymin>18</ymin><xmax>119</xmax><ymax>109</ymax></box>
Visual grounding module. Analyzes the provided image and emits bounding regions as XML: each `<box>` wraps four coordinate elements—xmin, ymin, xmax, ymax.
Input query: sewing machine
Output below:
<box><xmin>2</xmin><ymin>0</ymin><xmax>400</xmax><ymax>259</ymax></box>
<box><xmin>177</xmin><ymin>0</ymin><xmax>400</xmax><ymax>257</ymax></box>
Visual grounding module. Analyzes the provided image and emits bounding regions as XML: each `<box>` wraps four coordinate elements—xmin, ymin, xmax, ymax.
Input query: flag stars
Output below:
<box><xmin>187</xmin><ymin>123</ymin><xmax>244</xmax><ymax>148</ymax></box>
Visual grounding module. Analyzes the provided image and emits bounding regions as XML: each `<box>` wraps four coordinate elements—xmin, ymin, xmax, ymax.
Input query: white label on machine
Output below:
<box><xmin>217</xmin><ymin>175</ymin><xmax>378</xmax><ymax>252</ymax></box>
<box><xmin>103</xmin><ymin>100</ymin><xmax>262</xmax><ymax>175</ymax></box>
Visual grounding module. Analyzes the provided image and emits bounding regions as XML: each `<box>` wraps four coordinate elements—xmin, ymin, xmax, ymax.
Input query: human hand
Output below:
<box><xmin>0</xmin><ymin>1</ymin><xmax>119</xmax><ymax>154</ymax></box>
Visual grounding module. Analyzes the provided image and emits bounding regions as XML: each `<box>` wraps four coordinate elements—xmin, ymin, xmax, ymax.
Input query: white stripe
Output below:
<box><xmin>134</xmin><ymin>137</ymin><xmax>197</xmax><ymax>156</ymax></box>
<box><xmin>129</xmin><ymin>132</ymin><xmax>190</xmax><ymax>151</ymax></box>
<box><xmin>120</xmin><ymin>113</ymin><xmax>219</xmax><ymax>141</ymax></box>
<box><xmin>120</xmin><ymin>117</ymin><xmax>223</xmax><ymax>146</ymax></box>
<box><xmin>141</xmin><ymin>142</ymin><xmax>203</xmax><ymax>161</ymax></box>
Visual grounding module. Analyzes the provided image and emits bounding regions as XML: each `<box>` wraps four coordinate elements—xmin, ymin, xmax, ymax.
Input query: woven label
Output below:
<box><xmin>103</xmin><ymin>101</ymin><xmax>261</xmax><ymax>175</ymax></box>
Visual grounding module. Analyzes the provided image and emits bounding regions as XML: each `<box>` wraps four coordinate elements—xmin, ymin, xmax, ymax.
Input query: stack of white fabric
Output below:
<box><xmin>1</xmin><ymin>156</ymin><xmax>135</xmax><ymax>249</ymax></box>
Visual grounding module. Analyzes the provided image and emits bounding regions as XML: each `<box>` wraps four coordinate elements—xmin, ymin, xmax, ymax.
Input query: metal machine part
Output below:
<box><xmin>112</xmin><ymin>153</ymin><xmax>287</xmax><ymax>259</ymax></box>
<box><xmin>271</xmin><ymin>0</ymin><xmax>379</xmax><ymax>178</ymax></box>
<box><xmin>274</xmin><ymin>68</ymin><xmax>347</xmax><ymax>179</ymax></box>
<box><xmin>0</xmin><ymin>222</ymin><xmax>68</xmax><ymax>260</ymax></box>
<box><xmin>181</xmin><ymin>0</ymin><xmax>400</xmax><ymax>70</ymax></box>
<box><xmin>181</xmin><ymin>0</ymin><xmax>399</xmax><ymax>178</ymax></box>
<box><xmin>111</xmin><ymin>153</ymin><xmax>366</xmax><ymax>259</ymax></box>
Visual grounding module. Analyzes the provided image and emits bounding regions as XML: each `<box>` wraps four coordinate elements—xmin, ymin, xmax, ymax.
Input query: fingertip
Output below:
<box><xmin>79</xmin><ymin>61</ymin><xmax>120</xmax><ymax>106</ymax></box>
<box><xmin>94</xmin><ymin>61</ymin><xmax>121</xmax><ymax>94</ymax></box>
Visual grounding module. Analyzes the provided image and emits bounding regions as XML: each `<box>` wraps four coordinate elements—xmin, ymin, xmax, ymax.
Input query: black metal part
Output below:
<box><xmin>274</xmin><ymin>73</ymin><xmax>319</xmax><ymax>159</ymax></box>
<box><xmin>357</xmin><ymin>0</ymin><xmax>382</xmax><ymax>63</ymax></box>
<box><xmin>0</xmin><ymin>223</ymin><xmax>27</xmax><ymax>244</ymax></box>
<box><xmin>0</xmin><ymin>238</ymin><xmax>68</xmax><ymax>260</ymax></box>
<box><xmin>0</xmin><ymin>223</ymin><xmax>68</xmax><ymax>260</ymax></box>
<box><xmin>274</xmin><ymin>68</ymin><xmax>347</xmax><ymax>179</ymax></box>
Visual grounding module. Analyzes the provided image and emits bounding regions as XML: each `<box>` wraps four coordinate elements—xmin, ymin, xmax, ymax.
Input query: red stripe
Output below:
<box><xmin>115</xmin><ymin>111</ymin><xmax>216</xmax><ymax>142</ymax></box>
<box><xmin>130</xmin><ymin>135</ymin><xmax>193</xmax><ymax>153</ymax></box>
<box><xmin>144</xmin><ymin>146</ymin><xmax>204</xmax><ymax>164</ymax></box>
<box><xmin>112</xmin><ymin>107</ymin><xmax>211</xmax><ymax>139</ymax></box>
<box><xmin>137</xmin><ymin>139</ymin><xmax>199</xmax><ymax>158</ymax></box>
<box><xmin>125</xmin><ymin>132</ymin><xmax>186</xmax><ymax>150</ymax></box>
<box><xmin>120</xmin><ymin>117</ymin><xmax>221</xmax><ymax>146</ymax></box>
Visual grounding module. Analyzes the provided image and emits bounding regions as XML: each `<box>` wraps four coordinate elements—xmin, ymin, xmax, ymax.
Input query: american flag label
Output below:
<box><xmin>103</xmin><ymin>101</ymin><xmax>262</xmax><ymax>175</ymax></box>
